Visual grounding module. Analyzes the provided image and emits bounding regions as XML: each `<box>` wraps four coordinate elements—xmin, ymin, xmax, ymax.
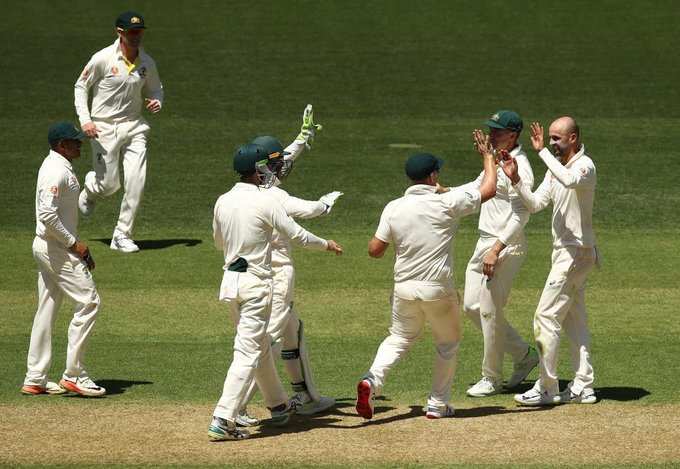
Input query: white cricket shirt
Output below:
<box><xmin>514</xmin><ymin>145</ymin><xmax>596</xmax><ymax>248</ymax></box>
<box><xmin>463</xmin><ymin>145</ymin><xmax>534</xmax><ymax>245</ymax></box>
<box><xmin>213</xmin><ymin>183</ymin><xmax>328</xmax><ymax>279</ymax></box>
<box><xmin>74</xmin><ymin>39</ymin><xmax>163</xmax><ymax>126</ymax></box>
<box><xmin>266</xmin><ymin>186</ymin><xmax>327</xmax><ymax>267</ymax></box>
<box><xmin>35</xmin><ymin>150</ymin><xmax>80</xmax><ymax>248</ymax></box>
<box><xmin>375</xmin><ymin>184</ymin><xmax>481</xmax><ymax>284</ymax></box>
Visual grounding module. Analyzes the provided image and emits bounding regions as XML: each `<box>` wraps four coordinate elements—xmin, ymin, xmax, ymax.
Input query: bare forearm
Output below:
<box><xmin>479</xmin><ymin>155</ymin><xmax>497</xmax><ymax>202</ymax></box>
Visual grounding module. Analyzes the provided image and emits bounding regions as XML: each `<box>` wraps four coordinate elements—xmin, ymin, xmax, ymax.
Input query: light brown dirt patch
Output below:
<box><xmin>1</xmin><ymin>402</ymin><xmax>678</xmax><ymax>465</ymax></box>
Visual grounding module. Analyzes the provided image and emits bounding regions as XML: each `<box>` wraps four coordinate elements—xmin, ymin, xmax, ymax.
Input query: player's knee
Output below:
<box><xmin>435</xmin><ymin>340</ymin><xmax>460</xmax><ymax>360</ymax></box>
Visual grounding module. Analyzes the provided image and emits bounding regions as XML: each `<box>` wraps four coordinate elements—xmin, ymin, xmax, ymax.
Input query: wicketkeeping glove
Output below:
<box><xmin>295</xmin><ymin>104</ymin><xmax>323</xmax><ymax>149</ymax></box>
<box><xmin>319</xmin><ymin>191</ymin><xmax>343</xmax><ymax>213</ymax></box>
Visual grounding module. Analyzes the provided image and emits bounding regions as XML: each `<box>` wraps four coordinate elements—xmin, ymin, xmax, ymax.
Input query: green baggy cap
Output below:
<box><xmin>116</xmin><ymin>11</ymin><xmax>146</xmax><ymax>30</ymax></box>
<box><xmin>485</xmin><ymin>110</ymin><xmax>523</xmax><ymax>133</ymax></box>
<box><xmin>405</xmin><ymin>153</ymin><xmax>444</xmax><ymax>180</ymax></box>
<box><xmin>48</xmin><ymin>122</ymin><xmax>86</xmax><ymax>145</ymax></box>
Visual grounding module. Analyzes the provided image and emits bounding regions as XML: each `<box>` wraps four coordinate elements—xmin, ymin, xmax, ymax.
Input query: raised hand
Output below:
<box><xmin>530</xmin><ymin>122</ymin><xmax>545</xmax><ymax>151</ymax></box>
<box><xmin>472</xmin><ymin>129</ymin><xmax>494</xmax><ymax>158</ymax></box>
<box><xmin>499</xmin><ymin>149</ymin><xmax>520</xmax><ymax>184</ymax></box>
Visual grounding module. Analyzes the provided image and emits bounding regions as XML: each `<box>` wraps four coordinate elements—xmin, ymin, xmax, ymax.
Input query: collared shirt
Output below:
<box><xmin>375</xmin><ymin>184</ymin><xmax>481</xmax><ymax>284</ymax></box>
<box><xmin>266</xmin><ymin>186</ymin><xmax>327</xmax><ymax>267</ymax></box>
<box><xmin>35</xmin><ymin>150</ymin><xmax>79</xmax><ymax>248</ymax></box>
<box><xmin>462</xmin><ymin>145</ymin><xmax>534</xmax><ymax>245</ymax></box>
<box><xmin>514</xmin><ymin>145</ymin><xmax>596</xmax><ymax>248</ymax></box>
<box><xmin>213</xmin><ymin>183</ymin><xmax>328</xmax><ymax>279</ymax></box>
<box><xmin>74</xmin><ymin>39</ymin><xmax>163</xmax><ymax>125</ymax></box>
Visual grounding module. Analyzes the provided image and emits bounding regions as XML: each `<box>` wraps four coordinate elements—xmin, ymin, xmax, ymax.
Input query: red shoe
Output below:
<box><xmin>356</xmin><ymin>379</ymin><xmax>374</xmax><ymax>420</ymax></box>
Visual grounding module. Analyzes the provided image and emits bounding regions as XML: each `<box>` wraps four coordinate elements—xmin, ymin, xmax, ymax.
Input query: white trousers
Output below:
<box><xmin>239</xmin><ymin>264</ymin><xmax>305</xmax><ymax>410</ymax></box>
<box><xmin>366</xmin><ymin>282</ymin><xmax>461</xmax><ymax>408</ymax></box>
<box><xmin>84</xmin><ymin>119</ymin><xmax>149</xmax><ymax>237</ymax></box>
<box><xmin>534</xmin><ymin>246</ymin><xmax>596</xmax><ymax>395</ymax></box>
<box><xmin>463</xmin><ymin>237</ymin><xmax>529</xmax><ymax>381</ymax></box>
<box><xmin>214</xmin><ymin>273</ymin><xmax>288</xmax><ymax>421</ymax></box>
<box><xmin>25</xmin><ymin>237</ymin><xmax>101</xmax><ymax>386</ymax></box>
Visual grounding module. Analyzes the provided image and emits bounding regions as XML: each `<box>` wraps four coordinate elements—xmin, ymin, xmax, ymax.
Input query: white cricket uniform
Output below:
<box><xmin>513</xmin><ymin>145</ymin><xmax>597</xmax><ymax>395</ymax></box>
<box><xmin>211</xmin><ymin>182</ymin><xmax>328</xmax><ymax>421</ymax></box>
<box><xmin>462</xmin><ymin>145</ymin><xmax>534</xmax><ymax>382</ymax></box>
<box><xmin>74</xmin><ymin>38</ymin><xmax>163</xmax><ymax>237</ymax></box>
<box><xmin>366</xmin><ymin>184</ymin><xmax>481</xmax><ymax>408</ymax></box>
<box><xmin>25</xmin><ymin>150</ymin><xmax>101</xmax><ymax>386</ymax></box>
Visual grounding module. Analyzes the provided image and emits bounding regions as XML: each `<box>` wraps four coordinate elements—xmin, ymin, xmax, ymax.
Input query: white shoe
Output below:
<box><xmin>506</xmin><ymin>346</ymin><xmax>539</xmax><ymax>389</ymax></box>
<box><xmin>425</xmin><ymin>404</ymin><xmax>455</xmax><ymax>419</ymax></box>
<box><xmin>78</xmin><ymin>189</ymin><xmax>96</xmax><ymax>216</ymax></box>
<box><xmin>59</xmin><ymin>376</ymin><xmax>106</xmax><ymax>397</ymax></box>
<box><xmin>235</xmin><ymin>408</ymin><xmax>260</xmax><ymax>427</ymax></box>
<box><xmin>555</xmin><ymin>386</ymin><xmax>597</xmax><ymax>404</ymax></box>
<box><xmin>268</xmin><ymin>398</ymin><xmax>297</xmax><ymax>427</ymax></box>
<box><xmin>21</xmin><ymin>381</ymin><xmax>67</xmax><ymax>395</ymax></box>
<box><xmin>514</xmin><ymin>387</ymin><xmax>556</xmax><ymax>406</ymax></box>
<box><xmin>208</xmin><ymin>416</ymin><xmax>250</xmax><ymax>441</ymax></box>
<box><xmin>467</xmin><ymin>376</ymin><xmax>501</xmax><ymax>397</ymax></box>
<box><xmin>110</xmin><ymin>233</ymin><xmax>140</xmax><ymax>253</ymax></box>
<box><xmin>297</xmin><ymin>395</ymin><xmax>336</xmax><ymax>415</ymax></box>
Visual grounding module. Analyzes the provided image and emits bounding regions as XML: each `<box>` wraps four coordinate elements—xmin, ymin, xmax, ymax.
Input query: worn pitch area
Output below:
<box><xmin>2</xmin><ymin>402</ymin><xmax>678</xmax><ymax>465</ymax></box>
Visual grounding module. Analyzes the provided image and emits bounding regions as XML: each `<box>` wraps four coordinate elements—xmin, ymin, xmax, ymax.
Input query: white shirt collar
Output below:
<box><xmin>233</xmin><ymin>182</ymin><xmax>262</xmax><ymax>191</ymax></box>
<box><xmin>565</xmin><ymin>144</ymin><xmax>586</xmax><ymax>168</ymax></box>
<box><xmin>405</xmin><ymin>184</ymin><xmax>437</xmax><ymax>196</ymax></box>
<box><xmin>48</xmin><ymin>149</ymin><xmax>73</xmax><ymax>170</ymax></box>
<box><xmin>510</xmin><ymin>144</ymin><xmax>523</xmax><ymax>157</ymax></box>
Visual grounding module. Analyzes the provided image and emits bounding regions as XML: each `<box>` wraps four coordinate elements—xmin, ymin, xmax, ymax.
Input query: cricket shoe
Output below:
<box><xmin>506</xmin><ymin>346</ymin><xmax>539</xmax><ymax>389</ymax></box>
<box><xmin>514</xmin><ymin>387</ymin><xmax>556</xmax><ymax>407</ymax></box>
<box><xmin>110</xmin><ymin>233</ymin><xmax>140</xmax><ymax>253</ymax></box>
<box><xmin>208</xmin><ymin>416</ymin><xmax>249</xmax><ymax>441</ymax></box>
<box><xmin>59</xmin><ymin>376</ymin><xmax>106</xmax><ymax>397</ymax></box>
<box><xmin>21</xmin><ymin>381</ymin><xmax>67</xmax><ymax>395</ymax></box>
<box><xmin>467</xmin><ymin>376</ymin><xmax>501</xmax><ymax>397</ymax></box>
<box><xmin>355</xmin><ymin>379</ymin><xmax>374</xmax><ymax>420</ymax></box>
<box><xmin>235</xmin><ymin>408</ymin><xmax>260</xmax><ymax>427</ymax></box>
<box><xmin>425</xmin><ymin>404</ymin><xmax>455</xmax><ymax>419</ymax></box>
<box><xmin>297</xmin><ymin>395</ymin><xmax>336</xmax><ymax>416</ymax></box>
<box><xmin>268</xmin><ymin>398</ymin><xmax>298</xmax><ymax>427</ymax></box>
<box><xmin>78</xmin><ymin>189</ymin><xmax>96</xmax><ymax>216</ymax></box>
<box><xmin>554</xmin><ymin>385</ymin><xmax>597</xmax><ymax>405</ymax></box>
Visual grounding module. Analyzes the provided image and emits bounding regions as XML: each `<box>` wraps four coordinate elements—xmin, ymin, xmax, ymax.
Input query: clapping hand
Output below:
<box><xmin>472</xmin><ymin>129</ymin><xmax>494</xmax><ymax>158</ymax></box>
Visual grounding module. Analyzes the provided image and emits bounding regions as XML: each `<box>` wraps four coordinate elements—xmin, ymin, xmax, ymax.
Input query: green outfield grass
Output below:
<box><xmin>1</xmin><ymin>0</ymin><xmax>679</xmax><ymax>466</ymax></box>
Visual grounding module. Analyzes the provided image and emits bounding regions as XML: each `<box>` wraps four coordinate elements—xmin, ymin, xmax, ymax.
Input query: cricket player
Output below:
<box><xmin>235</xmin><ymin>106</ymin><xmax>342</xmax><ymax>426</ymax></box>
<box><xmin>209</xmin><ymin>143</ymin><xmax>343</xmax><ymax>441</ymax></box>
<box><xmin>356</xmin><ymin>131</ymin><xmax>497</xmax><ymax>420</ymax></box>
<box><xmin>462</xmin><ymin>110</ymin><xmax>539</xmax><ymax>397</ymax></box>
<box><xmin>502</xmin><ymin>117</ymin><xmax>598</xmax><ymax>406</ymax></box>
<box><xmin>22</xmin><ymin>122</ymin><xmax>105</xmax><ymax>398</ymax></box>
<box><xmin>75</xmin><ymin>11</ymin><xmax>163</xmax><ymax>253</ymax></box>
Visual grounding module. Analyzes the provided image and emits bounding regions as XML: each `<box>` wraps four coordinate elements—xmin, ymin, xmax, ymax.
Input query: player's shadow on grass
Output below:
<box><xmin>93</xmin><ymin>238</ymin><xmax>202</xmax><ymax>250</ymax></box>
<box><xmin>502</xmin><ymin>379</ymin><xmax>651</xmax><ymax>402</ymax></box>
<box><xmin>63</xmin><ymin>379</ymin><xmax>153</xmax><ymax>398</ymax></box>
<box><xmin>594</xmin><ymin>386</ymin><xmax>650</xmax><ymax>401</ymax></box>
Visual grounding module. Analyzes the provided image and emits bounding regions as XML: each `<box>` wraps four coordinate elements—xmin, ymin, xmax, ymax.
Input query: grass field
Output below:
<box><xmin>2</xmin><ymin>0</ymin><xmax>680</xmax><ymax>467</ymax></box>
